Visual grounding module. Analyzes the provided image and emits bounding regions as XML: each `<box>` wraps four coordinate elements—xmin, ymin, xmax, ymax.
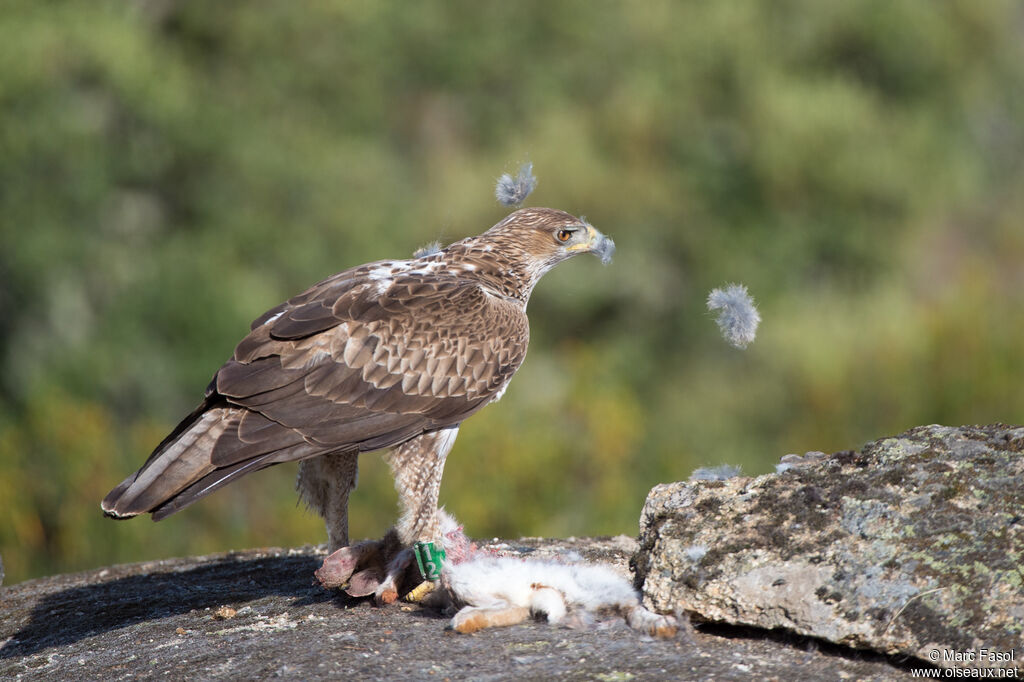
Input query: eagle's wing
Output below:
<box><xmin>102</xmin><ymin>264</ymin><xmax>528</xmax><ymax>520</ymax></box>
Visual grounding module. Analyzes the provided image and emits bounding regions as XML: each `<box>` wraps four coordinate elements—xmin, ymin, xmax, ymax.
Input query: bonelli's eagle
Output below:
<box><xmin>102</xmin><ymin>207</ymin><xmax>614</xmax><ymax>595</ymax></box>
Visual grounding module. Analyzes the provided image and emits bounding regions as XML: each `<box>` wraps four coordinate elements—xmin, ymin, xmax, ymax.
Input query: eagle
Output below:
<box><xmin>102</xmin><ymin>207</ymin><xmax>615</xmax><ymax>595</ymax></box>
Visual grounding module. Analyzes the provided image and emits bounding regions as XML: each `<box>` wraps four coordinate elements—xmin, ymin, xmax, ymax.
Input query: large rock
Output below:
<box><xmin>634</xmin><ymin>424</ymin><xmax>1024</xmax><ymax>672</ymax></box>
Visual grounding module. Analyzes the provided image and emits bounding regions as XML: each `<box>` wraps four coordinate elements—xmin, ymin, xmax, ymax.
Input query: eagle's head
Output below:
<box><xmin>487</xmin><ymin>205</ymin><xmax>614</xmax><ymax>265</ymax></box>
<box><xmin>444</xmin><ymin>207</ymin><xmax>615</xmax><ymax>302</ymax></box>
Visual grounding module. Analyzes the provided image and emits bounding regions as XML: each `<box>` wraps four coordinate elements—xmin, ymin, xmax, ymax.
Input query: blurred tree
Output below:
<box><xmin>1</xmin><ymin>0</ymin><xmax>1022</xmax><ymax>584</ymax></box>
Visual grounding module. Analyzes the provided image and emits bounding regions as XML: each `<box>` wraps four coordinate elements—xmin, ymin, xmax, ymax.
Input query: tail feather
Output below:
<box><xmin>101</xmin><ymin>402</ymin><xmax>316</xmax><ymax>520</ymax></box>
<box><xmin>101</xmin><ymin>406</ymin><xmax>233</xmax><ymax>518</ymax></box>
<box><xmin>150</xmin><ymin>452</ymin><xmax>275</xmax><ymax>521</ymax></box>
<box><xmin>150</xmin><ymin>439</ymin><xmax>325</xmax><ymax>520</ymax></box>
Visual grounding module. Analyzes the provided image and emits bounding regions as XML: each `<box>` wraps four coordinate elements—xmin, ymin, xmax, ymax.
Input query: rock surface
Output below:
<box><xmin>1</xmin><ymin>536</ymin><xmax>917</xmax><ymax>680</ymax></box>
<box><xmin>635</xmin><ymin>424</ymin><xmax>1024</xmax><ymax>672</ymax></box>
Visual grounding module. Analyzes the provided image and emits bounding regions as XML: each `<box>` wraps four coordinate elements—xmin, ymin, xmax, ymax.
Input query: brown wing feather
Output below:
<box><xmin>102</xmin><ymin>264</ymin><xmax>528</xmax><ymax>519</ymax></box>
<box><xmin>220</xmin><ymin>276</ymin><xmax>526</xmax><ymax>435</ymax></box>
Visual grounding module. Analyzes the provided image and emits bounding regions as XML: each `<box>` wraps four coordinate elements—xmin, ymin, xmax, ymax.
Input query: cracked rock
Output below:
<box><xmin>634</xmin><ymin>424</ymin><xmax>1024</xmax><ymax>672</ymax></box>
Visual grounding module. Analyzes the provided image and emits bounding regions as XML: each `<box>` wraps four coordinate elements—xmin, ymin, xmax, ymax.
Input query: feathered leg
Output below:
<box><xmin>372</xmin><ymin>426</ymin><xmax>460</xmax><ymax>603</ymax></box>
<box><xmin>384</xmin><ymin>426</ymin><xmax>459</xmax><ymax>544</ymax></box>
<box><xmin>296</xmin><ymin>450</ymin><xmax>359</xmax><ymax>552</ymax></box>
<box><xmin>313</xmin><ymin>427</ymin><xmax>459</xmax><ymax>603</ymax></box>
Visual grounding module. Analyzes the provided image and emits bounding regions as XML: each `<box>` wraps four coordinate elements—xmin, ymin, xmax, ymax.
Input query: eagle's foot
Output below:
<box><xmin>403</xmin><ymin>579</ymin><xmax>437</xmax><ymax>603</ymax></box>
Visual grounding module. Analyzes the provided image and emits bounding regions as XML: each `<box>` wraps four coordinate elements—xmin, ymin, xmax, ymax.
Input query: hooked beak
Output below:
<box><xmin>568</xmin><ymin>223</ymin><xmax>616</xmax><ymax>265</ymax></box>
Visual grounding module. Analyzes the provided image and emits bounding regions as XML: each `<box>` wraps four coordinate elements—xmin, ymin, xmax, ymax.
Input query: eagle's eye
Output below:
<box><xmin>555</xmin><ymin>228</ymin><xmax>574</xmax><ymax>243</ymax></box>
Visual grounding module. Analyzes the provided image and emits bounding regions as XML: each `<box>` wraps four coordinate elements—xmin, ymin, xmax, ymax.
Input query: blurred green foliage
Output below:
<box><xmin>2</xmin><ymin>0</ymin><xmax>1022</xmax><ymax>585</ymax></box>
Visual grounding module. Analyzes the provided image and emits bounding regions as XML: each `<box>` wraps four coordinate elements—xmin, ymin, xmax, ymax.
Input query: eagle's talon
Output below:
<box><xmin>404</xmin><ymin>580</ymin><xmax>436</xmax><ymax>603</ymax></box>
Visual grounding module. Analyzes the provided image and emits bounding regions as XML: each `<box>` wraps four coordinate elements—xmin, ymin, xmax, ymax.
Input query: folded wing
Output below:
<box><xmin>102</xmin><ymin>263</ymin><xmax>528</xmax><ymax>520</ymax></box>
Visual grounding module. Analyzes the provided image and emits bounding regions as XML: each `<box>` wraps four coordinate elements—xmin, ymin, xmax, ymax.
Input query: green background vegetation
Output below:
<box><xmin>2</xmin><ymin>1</ymin><xmax>1022</xmax><ymax>585</ymax></box>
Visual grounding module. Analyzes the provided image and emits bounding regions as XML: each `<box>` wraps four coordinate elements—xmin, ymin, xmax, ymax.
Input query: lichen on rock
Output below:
<box><xmin>634</xmin><ymin>424</ymin><xmax>1024</xmax><ymax>671</ymax></box>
